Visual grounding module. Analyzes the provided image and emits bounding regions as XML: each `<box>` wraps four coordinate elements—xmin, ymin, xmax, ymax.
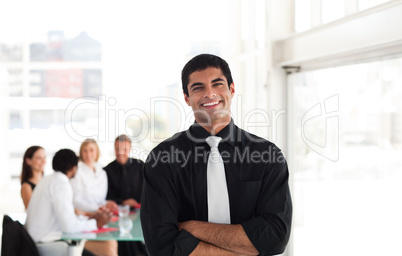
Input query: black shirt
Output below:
<box><xmin>24</xmin><ymin>181</ymin><xmax>36</xmax><ymax>191</ymax></box>
<box><xmin>104</xmin><ymin>158</ymin><xmax>144</xmax><ymax>204</ymax></box>
<box><xmin>141</xmin><ymin>120</ymin><xmax>292</xmax><ymax>256</ymax></box>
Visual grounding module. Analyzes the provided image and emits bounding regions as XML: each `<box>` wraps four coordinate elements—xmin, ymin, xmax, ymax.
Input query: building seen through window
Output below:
<box><xmin>0</xmin><ymin>31</ymin><xmax>103</xmax><ymax>201</ymax></box>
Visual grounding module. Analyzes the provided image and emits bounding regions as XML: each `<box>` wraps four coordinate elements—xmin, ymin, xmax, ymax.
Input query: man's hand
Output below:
<box><xmin>105</xmin><ymin>200</ymin><xmax>118</xmax><ymax>212</ymax></box>
<box><xmin>122</xmin><ymin>198</ymin><xmax>139</xmax><ymax>208</ymax></box>
<box><xmin>93</xmin><ymin>209</ymin><xmax>112</xmax><ymax>229</ymax></box>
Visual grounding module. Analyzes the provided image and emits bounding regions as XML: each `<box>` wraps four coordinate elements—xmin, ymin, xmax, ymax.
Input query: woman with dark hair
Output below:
<box><xmin>20</xmin><ymin>146</ymin><xmax>46</xmax><ymax>209</ymax></box>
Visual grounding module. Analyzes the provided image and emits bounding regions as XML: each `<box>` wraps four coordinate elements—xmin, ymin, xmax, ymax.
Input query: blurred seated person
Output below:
<box><xmin>20</xmin><ymin>146</ymin><xmax>46</xmax><ymax>209</ymax></box>
<box><xmin>105</xmin><ymin>134</ymin><xmax>144</xmax><ymax>208</ymax></box>
<box><xmin>25</xmin><ymin>149</ymin><xmax>111</xmax><ymax>256</ymax></box>
<box><xmin>71</xmin><ymin>138</ymin><xmax>117</xmax><ymax>213</ymax></box>
<box><xmin>71</xmin><ymin>138</ymin><xmax>118</xmax><ymax>256</ymax></box>
<box><xmin>105</xmin><ymin>134</ymin><xmax>146</xmax><ymax>256</ymax></box>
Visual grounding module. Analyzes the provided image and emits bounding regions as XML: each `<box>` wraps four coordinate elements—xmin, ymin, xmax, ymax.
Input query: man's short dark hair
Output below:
<box><xmin>52</xmin><ymin>149</ymin><xmax>78</xmax><ymax>174</ymax></box>
<box><xmin>181</xmin><ymin>53</ymin><xmax>233</xmax><ymax>96</ymax></box>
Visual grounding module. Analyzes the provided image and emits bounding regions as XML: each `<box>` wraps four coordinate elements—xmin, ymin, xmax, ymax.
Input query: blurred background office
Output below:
<box><xmin>1</xmin><ymin>0</ymin><xmax>402</xmax><ymax>255</ymax></box>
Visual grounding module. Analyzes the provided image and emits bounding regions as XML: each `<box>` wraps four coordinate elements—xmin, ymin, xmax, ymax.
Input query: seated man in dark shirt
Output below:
<box><xmin>141</xmin><ymin>54</ymin><xmax>292</xmax><ymax>255</ymax></box>
<box><xmin>104</xmin><ymin>134</ymin><xmax>146</xmax><ymax>256</ymax></box>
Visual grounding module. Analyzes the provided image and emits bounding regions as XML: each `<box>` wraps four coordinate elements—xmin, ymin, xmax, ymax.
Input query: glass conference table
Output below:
<box><xmin>61</xmin><ymin>210</ymin><xmax>144</xmax><ymax>241</ymax></box>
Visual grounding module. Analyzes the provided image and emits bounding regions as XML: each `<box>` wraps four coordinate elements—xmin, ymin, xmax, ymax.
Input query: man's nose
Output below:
<box><xmin>204</xmin><ymin>86</ymin><xmax>216</xmax><ymax>98</ymax></box>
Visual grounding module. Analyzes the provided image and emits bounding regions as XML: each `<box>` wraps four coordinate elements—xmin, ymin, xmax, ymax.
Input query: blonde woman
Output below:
<box><xmin>71</xmin><ymin>138</ymin><xmax>118</xmax><ymax>256</ymax></box>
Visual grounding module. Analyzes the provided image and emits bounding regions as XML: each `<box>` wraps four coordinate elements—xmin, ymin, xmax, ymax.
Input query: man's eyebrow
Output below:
<box><xmin>189</xmin><ymin>78</ymin><xmax>225</xmax><ymax>89</ymax></box>
<box><xmin>189</xmin><ymin>82</ymin><xmax>203</xmax><ymax>89</ymax></box>
<box><xmin>211</xmin><ymin>78</ymin><xmax>225</xmax><ymax>83</ymax></box>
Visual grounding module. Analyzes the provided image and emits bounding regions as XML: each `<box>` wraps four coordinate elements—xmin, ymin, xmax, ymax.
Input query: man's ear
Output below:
<box><xmin>184</xmin><ymin>92</ymin><xmax>190</xmax><ymax>106</ymax></box>
<box><xmin>230</xmin><ymin>83</ymin><xmax>235</xmax><ymax>98</ymax></box>
<box><xmin>66</xmin><ymin>166</ymin><xmax>77</xmax><ymax>179</ymax></box>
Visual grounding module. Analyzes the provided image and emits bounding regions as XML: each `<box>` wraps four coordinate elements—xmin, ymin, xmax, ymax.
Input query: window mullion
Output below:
<box><xmin>311</xmin><ymin>0</ymin><xmax>322</xmax><ymax>27</ymax></box>
<box><xmin>345</xmin><ymin>0</ymin><xmax>358</xmax><ymax>15</ymax></box>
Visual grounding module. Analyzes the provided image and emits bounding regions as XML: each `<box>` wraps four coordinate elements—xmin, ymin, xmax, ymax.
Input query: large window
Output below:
<box><xmin>288</xmin><ymin>57</ymin><xmax>402</xmax><ymax>255</ymax></box>
<box><xmin>279</xmin><ymin>1</ymin><xmax>402</xmax><ymax>255</ymax></box>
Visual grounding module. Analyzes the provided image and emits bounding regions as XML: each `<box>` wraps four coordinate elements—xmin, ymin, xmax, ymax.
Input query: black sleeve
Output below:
<box><xmin>241</xmin><ymin>152</ymin><xmax>292</xmax><ymax>255</ymax></box>
<box><xmin>140</xmin><ymin>149</ymin><xmax>199</xmax><ymax>256</ymax></box>
<box><xmin>134</xmin><ymin>160</ymin><xmax>145</xmax><ymax>203</ymax></box>
<box><xmin>105</xmin><ymin>163</ymin><xmax>124</xmax><ymax>204</ymax></box>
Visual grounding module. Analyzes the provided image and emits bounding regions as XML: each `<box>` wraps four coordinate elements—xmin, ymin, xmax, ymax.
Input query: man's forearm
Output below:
<box><xmin>190</xmin><ymin>241</ymin><xmax>251</xmax><ymax>256</ymax></box>
<box><xmin>179</xmin><ymin>221</ymin><xmax>259</xmax><ymax>255</ymax></box>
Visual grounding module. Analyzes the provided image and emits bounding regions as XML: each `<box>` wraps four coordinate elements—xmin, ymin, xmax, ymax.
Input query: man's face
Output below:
<box><xmin>184</xmin><ymin>67</ymin><xmax>235</xmax><ymax>128</ymax></box>
<box><xmin>68</xmin><ymin>165</ymin><xmax>78</xmax><ymax>179</ymax></box>
<box><xmin>115</xmin><ymin>141</ymin><xmax>131</xmax><ymax>165</ymax></box>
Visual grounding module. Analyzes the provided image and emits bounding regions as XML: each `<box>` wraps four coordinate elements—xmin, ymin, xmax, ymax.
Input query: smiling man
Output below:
<box><xmin>104</xmin><ymin>134</ymin><xmax>146</xmax><ymax>256</ymax></box>
<box><xmin>141</xmin><ymin>54</ymin><xmax>292</xmax><ymax>255</ymax></box>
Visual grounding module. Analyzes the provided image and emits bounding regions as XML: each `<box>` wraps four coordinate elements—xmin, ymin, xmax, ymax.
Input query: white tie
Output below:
<box><xmin>206</xmin><ymin>136</ymin><xmax>231</xmax><ymax>224</ymax></box>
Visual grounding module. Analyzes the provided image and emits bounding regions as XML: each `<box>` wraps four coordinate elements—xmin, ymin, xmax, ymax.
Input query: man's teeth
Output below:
<box><xmin>203</xmin><ymin>101</ymin><xmax>219</xmax><ymax>107</ymax></box>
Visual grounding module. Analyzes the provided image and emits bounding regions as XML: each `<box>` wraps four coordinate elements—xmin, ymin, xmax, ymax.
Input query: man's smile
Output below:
<box><xmin>201</xmin><ymin>100</ymin><xmax>221</xmax><ymax>108</ymax></box>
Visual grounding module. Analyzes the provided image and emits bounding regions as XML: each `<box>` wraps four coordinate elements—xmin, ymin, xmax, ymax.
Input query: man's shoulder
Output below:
<box><xmin>144</xmin><ymin>130</ymin><xmax>192</xmax><ymax>168</ymax></box>
<box><xmin>104</xmin><ymin>160</ymin><xmax>117</xmax><ymax>171</ymax></box>
<box><xmin>32</xmin><ymin>174</ymin><xmax>51</xmax><ymax>192</ymax></box>
<box><xmin>104</xmin><ymin>158</ymin><xmax>144</xmax><ymax>172</ymax></box>
<box><xmin>232</xmin><ymin>128</ymin><xmax>287</xmax><ymax>167</ymax></box>
<box><xmin>47</xmin><ymin>172</ymin><xmax>71</xmax><ymax>192</ymax></box>
<box><xmin>152</xmin><ymin>130</ymin><xmax>191</xmax><ymax>151</ymax></box>
<box><xmin>127</xmin><ymin>158</ymin><xmax>144</xmax><ymax>166</ymax></box>
<box><xmin>237</xmin><ymin>127</ymin><xmax>277</xmax><ymax>146</ymax></box>
<box><xmin>236</xmin><ymin>127</ymin><xmax>284</xmax><ymax>156</ymax></box>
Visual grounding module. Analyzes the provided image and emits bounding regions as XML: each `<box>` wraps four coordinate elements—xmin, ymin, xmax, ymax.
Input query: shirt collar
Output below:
<box><xmin>79</xmin><ymin>161</ymin><xmax>102</xmax><ymax>175</ymax></box>
<box><xmin>54</xmin><ymin>171</ymin><xmax>69</xmax><ymax>182</ymax></box>
<box><xmin>188</xmin><ymin>119</ymin><xmax>238</xmax><ymax>147</ymax></box>
<box><xmin>121</xmin><ymin>158</ymin><xmax>133</xmax><ymax>167</ymax></box>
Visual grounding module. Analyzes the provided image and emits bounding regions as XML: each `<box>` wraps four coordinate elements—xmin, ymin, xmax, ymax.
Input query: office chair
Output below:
<box><xmin>1</xmin><ymin>215</ymin><xmax>40</xmax><ymax>256</ymax></box>
<box><xmin>1</xmin><ymin>215</ymin><xmax>82</xmax><ymax>256</ymax></box>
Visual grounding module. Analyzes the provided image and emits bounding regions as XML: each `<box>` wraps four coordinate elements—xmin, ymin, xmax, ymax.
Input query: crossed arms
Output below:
<box><xmin>140</xmin><ymin>144</ymin><xmax>292</xmax><ymax>256</ymax></box>
<box><xmin>178</xmin><ymin>221</ymin><xmax>258</xmax><ymax>256</ymax></box>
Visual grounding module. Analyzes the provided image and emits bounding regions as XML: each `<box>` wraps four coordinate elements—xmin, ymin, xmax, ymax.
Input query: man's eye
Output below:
<box><xmin>214</xmin><ymin>83</ymin><xmax>223</xmax><ymax>87</ymax></box>
<box><xmin>192</xmin><ymin>87</ymin><xmax>201</xmax><ymax>91</ymax></box>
